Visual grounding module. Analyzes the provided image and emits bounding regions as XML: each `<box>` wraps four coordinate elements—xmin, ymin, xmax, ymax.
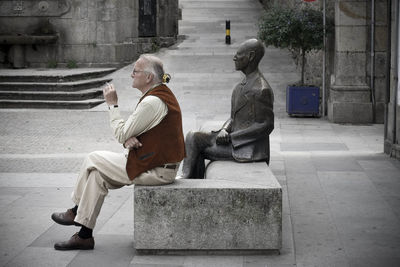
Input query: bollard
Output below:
<box><xmin>225</xmin><ymin>20</ymin><xmax>231</xmax><ymax>45</ymax></box>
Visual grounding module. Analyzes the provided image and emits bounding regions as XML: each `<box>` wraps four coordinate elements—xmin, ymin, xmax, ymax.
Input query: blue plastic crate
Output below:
<box><xmin>286</xmin><ymin>86</ymin><xmax>320</xmax><ymax>116</ymax></box>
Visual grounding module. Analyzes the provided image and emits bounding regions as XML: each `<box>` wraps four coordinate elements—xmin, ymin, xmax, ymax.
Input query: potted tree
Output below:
<box><xmin>258</xmin><ymin>5</ymin><xmax>328</xmax><ymax>116</ymax></box>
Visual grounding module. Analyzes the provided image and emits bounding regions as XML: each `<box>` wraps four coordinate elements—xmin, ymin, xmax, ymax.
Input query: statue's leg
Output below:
<box><xmin>182</xmin><ymin>131</ymin><xmax>216</xmax><ymax>178</ymax></box>
<box><xmin>203</xmin><ymin>142</ymin><xmax>234</xmax><ymax>161</ymax></box>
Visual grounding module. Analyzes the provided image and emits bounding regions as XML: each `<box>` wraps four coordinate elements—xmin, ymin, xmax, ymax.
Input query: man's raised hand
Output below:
<box><xmin>103</xmin><ymin>83</ymin><xmax>118</xmax><ymax>106</ymax></box>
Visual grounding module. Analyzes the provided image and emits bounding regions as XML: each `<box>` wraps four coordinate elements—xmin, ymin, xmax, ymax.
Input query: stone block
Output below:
<box><xmin>375</xmin><ymin>102</ymin><xmax>385</xmax><ymax>124</ymax></box>
<box><xmin>87</xmin><ymin>21</ymin><xmax>97</xmax><ymax>44</ymax></box>
<box><xmin>335</xmin><ymin>1</ymin><xmax>367</xmax><ymax>26</ymax></box>
<box><xmin>91</xmin><ymin>44</ymin><xmax>115</xmax><ymax>63</ymax></box>
<box><xmin>25</xmin><ymin>44</ymin><xmax>57</xmax><ymax>66</ymax></box>
<box><xmin>374</xmin><ymin>52</ymin><xmax>388</xmax><ymax>77</ymax></box>
<box><xmin>116</xmin><ymin>18</ymin><xmax>137</xmax><ymax>43</ymax></box>
<box><xmin>328</xmin><ymin>100</ymin><xmax>373</xmax><ymax>123</ymax></box>
<box><xmin>330</xmin><ymin>85</ymin><xmax>371</xmax><ymax>102</ymax></box>
<box><xmin>374</xmin><ymin>77</ymin><xmax>387</xmax><ymax>102</ymax></box>
<box><xmin>115</xmin><ymin>43</ymin><xmax>137</xmax><ymax>63</ymax></box>
<box><xmin>61</xmin><ymin>19</ymin><xmax>89</xmax><ymax>44</ymax></box>
<box><xmin>97</xmin><ymin>0</ymin><xmax>118</xmax><ymax>21</ymax></box>
<box><xmin>375</xmin><ymin>26</ymin><xmax>388</xmax><ymax>52</ymax></box>
<box><xmin>336</xmin><ymin>26</ymin><xmax>367</xmax><ymax>52</ymax></box>
<box><xmin>61</xmin><ymin>44</ymin><xmax>87</xmax><ymax>63</ymax></box>
<box><xmin>95</xmin><ymin>21</ymin><xmax>117</xmax><ymax>44</ymax></box>
<box><xmin>133</xmin><ymin>161</ymin><xmax>282</xmax><ymax>251</ymax></box>
<box><xmin>334</xmin><ymin>52</ymin><xmax>368</xmax><ymax>85</ymax></box>
<box><xmin>70</xmin><ymin>0</ymin><xmax>88</xmax><ymax>20</ymax></box>
<box><xmin>117</xmin><ymin>0</ymin><xmax>135</xmax><ymax>20</ymax></box>
<box><xmin>375</xmin><ymin>1</ymin><xmax>388</xmax><ymax>26</ymax></box>
<box><xmin>88</xmin><ymin>1</ymin><xmax>97</xmax><ymax>21</ymax></box>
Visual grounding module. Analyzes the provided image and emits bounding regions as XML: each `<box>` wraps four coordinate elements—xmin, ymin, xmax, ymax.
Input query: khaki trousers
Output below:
<box><xmin>71</xmin><ymin>151</ymin><xmax>178</xmax><ymax>229</ymax></box>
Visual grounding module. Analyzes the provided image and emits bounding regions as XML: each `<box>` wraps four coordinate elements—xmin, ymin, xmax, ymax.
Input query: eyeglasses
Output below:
<box><xmin>132</xmin><ymin>69</ymin><xmax>150</xmax><ymax>75</ymax></box>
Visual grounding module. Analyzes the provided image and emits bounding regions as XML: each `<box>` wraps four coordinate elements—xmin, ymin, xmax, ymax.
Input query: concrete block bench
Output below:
<box><xmin>133</xmin><ymin>161</ymin><xmax>282</xmax><ymax>253</ymax></box>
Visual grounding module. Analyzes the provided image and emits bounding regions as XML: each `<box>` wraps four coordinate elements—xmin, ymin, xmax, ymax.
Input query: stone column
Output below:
<box><xmin>328</xmin><ymin>0</ymin><xmax>373</xmax><ymax>123</ymax></box>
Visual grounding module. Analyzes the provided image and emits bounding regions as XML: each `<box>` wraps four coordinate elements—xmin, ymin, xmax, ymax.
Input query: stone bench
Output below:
<box><xmin>133</xmin><ymin>161</ymin><xmax>282</xmax><ymax>253</ymax></box>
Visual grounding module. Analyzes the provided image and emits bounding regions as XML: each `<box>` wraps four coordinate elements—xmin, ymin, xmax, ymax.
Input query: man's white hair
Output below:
<box><xmin>139</xmin><ymin>54</ymin><xmax>164</xmax><ymax>83</ymax></box>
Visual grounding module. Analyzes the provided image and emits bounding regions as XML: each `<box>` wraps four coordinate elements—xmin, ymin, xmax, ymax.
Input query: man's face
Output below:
<box><xmin>233</xmin><ymin>45</ymin><xmax>249</xmax><ymax>71</ymax></box>
<box><xmin>131</xmin><ymin>59</ymin><xmax>149</xmax><ymax>90</ymax></box>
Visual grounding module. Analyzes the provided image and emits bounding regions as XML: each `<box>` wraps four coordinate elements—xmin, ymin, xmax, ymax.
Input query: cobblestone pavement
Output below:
<box><xmin>1</xmin><ymin>0</ymin><xmax>400</xmax><ymax>266</ymax></box>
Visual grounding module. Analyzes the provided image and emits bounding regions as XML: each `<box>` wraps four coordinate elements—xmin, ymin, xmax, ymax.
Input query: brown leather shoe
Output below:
<box><xmin>51</xmin><ymin>209</ymin><xmax>76</xmax><ymax>226</ymax></box>
<box><xmin>54</xmin><ymin>233</ymin><xmax>94</xmax><ymax>250</ymax></box>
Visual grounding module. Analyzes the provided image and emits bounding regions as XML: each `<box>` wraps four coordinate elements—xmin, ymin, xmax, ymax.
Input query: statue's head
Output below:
<box><xmin>233</xmin><ymin>38</ymin><xmax>265</xmax><ymax>73</ymax></box>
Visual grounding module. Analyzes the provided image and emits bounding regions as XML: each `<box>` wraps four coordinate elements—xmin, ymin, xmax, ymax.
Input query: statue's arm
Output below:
<box><xmin>230</xmin><ymin>88</ymin><xmax>274</xmax><ymax>148</ymax></box>
<box><xmin>221</xmin><ymin>118</ymin><xmax>232</xmax><ymax>132</ymax></box>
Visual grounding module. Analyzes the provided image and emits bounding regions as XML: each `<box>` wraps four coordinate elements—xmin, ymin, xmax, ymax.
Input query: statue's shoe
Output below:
<box><xmin>51</xmin><ymin>209</ymin><xmax>76</xmax><ymax>226</ymax></box>
<box><xmin>54</xmin><ymin>233</ymin><xmax>94</xmax><ymax>250</ymax></box>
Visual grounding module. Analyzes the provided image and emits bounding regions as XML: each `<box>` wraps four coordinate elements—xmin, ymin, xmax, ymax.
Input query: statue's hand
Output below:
<box><xmin>216</xmin><ymin>129</ymin><xmax>230</xmax><ymax>145</ymax></box>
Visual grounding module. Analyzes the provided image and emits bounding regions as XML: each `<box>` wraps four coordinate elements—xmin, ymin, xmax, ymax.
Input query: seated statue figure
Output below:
<box><xmin>182</xmin><ymin>38</ymin><xmax>274</xmax><ymax>178</ymax></box>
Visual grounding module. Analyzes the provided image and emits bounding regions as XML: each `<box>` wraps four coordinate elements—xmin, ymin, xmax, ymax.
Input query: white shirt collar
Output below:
<box><xmin>142</xmin><ymin>83</ymin><xmax>162</xmax><ymax>96</ymax></box>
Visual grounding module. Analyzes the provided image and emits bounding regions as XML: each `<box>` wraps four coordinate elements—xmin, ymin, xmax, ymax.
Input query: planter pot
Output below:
<box><xmin>286</xmin><ymin>86</ymin><xmax>320</xmax><ymax>116</ymax></box>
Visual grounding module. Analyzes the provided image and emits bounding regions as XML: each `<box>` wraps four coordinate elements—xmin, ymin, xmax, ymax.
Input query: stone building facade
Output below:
<box><xmin>385</xmin><ymin>0</ymin><xmax>400</xmax><ymax>159</ymax></box>
<box><xmin>0</xmin><ymin>0</ymin><xmax>180</xmax><ymax>68</ymax></box>
<box><xmin>328</xmin><ymin>0</ymin><xmax>388</xmax><ymax>124</ymax></box>
<box><xmin>259</xmin><ymin>0</ymin><xmax>400</xmax><ymax>160</ymax></box>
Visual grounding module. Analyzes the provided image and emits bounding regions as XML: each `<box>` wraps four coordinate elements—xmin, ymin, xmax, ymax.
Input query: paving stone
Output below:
<box><xmin>318</xmin><ymin>171</ymin><xmax>400</xmax><ymax>259</ymax></box>
<box><xmin>280</xmin><ymin>143</ymin><xmax>348</xmax><ymax>151</ymax></box>
<box><xmin>284</xmin><ymin>155</ymin><xmax>316</xmax><ymax>175</ymax></box>
<box><xmin>68</xmin><ymin>234</ymin><xmax>134</xmax><ymax>267</ymax></box>
<box><xmin>311</xmin><ymin>156</ymin><xmax>363</xmax><ymax>172</ymax></box>
<box><xmin>0</xmin><ymin>206</ymin><xmax>56</xmax><ymax>266</ymax></box>
<box><xmin>4</xmin><ymin>247</ymin><xmax>78</xmax><ymax>267</ymax></box>
<box><xmin>97</xmin><ymin>194</ymin><xmax>133</xmax><ymax>236</ymax></box>
<box><xmin>348</xmin><ymin>257</ymin><xmax>400</xmax><ymax>267</ymax></box>
<box><xmin>0</xmin><ymin>173</ymin><xmax>76</xmax><ymax>187</ymax></box>
<box><xmin>130</xmin><ymin>255</ymin><xmax>185</xmax><ymax>266</ymax></box>
<box><xmin>183</xmin><ymin>255</ymin><xmax>244</xmax><ymax>267</ymax></box>
<box><xmin>357</xmin><ymin>159</ymin><xmax>399</xmax><ymax>171</ymax></box>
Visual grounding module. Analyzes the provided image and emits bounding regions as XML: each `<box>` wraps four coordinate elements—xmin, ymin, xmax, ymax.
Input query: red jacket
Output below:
<box><xmin>126</xmin><ymin>84</ymin><xmax>186</xmax><ymax>180</ymax></box>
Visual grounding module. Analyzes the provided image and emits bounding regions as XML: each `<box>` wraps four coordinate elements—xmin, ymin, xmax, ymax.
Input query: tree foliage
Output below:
<box><xmin>258</xmin><ymin>6</ymin><xmax>328</xmax><ymax>85</ymax></box>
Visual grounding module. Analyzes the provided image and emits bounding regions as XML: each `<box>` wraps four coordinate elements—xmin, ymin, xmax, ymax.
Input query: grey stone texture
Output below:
<box><xmin>134</xmin><ymin>162</ymin><xmax>282</xmax><ymax>251</ymax></box>
<box><xmin>0</xmin><ymin>0</ymin><xmax>180</xmax><ymax>68</ymax></box>
<box><xmin>384</xmin><ymin>0</ymin><xmax>400</xmax><ymax>159</ymax></box>
<box><xmin>328</xmin><ymin>99</ymin><xmax>373</xmax><ymax>123</ymax></box>
<box><xmin>328</xmin><ymin>0</ymin><xmax>375</xmax><ymax>123</ymax></box>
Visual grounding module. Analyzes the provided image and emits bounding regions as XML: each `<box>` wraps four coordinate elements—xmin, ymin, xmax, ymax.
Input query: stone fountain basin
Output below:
<box><xmin>0</xmin><ymin>34</ymin><xmax>58</xmax><ymax>45</ymax></box>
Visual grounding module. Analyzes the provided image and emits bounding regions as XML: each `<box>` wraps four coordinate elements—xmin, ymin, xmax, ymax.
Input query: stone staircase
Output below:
<box><xmin>0</xmin><ymin>68</ymin><xmax>116</xmax><ymax>109</ymax></box>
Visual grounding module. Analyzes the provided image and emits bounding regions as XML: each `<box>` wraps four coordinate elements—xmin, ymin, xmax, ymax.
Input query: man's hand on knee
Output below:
<box><xmin>124</xmin><ymin>136</ymin><xmax>142</xmax><ymax>149</ymax></box>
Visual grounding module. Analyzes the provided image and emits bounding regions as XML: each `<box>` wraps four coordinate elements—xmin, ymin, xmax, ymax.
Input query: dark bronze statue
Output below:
<box><xmin>182</xmin><ymin>38</ymin><xmax>274</xmax><ymax>178</ymax></box>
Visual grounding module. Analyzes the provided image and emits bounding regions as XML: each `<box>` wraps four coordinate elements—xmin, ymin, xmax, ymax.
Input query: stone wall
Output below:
<box><xmin>0</xmin><ymin>0</ymin><xmax>180</xmax><ymax>68</ymax></box>
<box><xmin>328</xmin><ymin>0</ymin><xmax>389</xmax><ymax>124</ymax></box>
<box><xmin>372</xmin><ymin>0</ymin><xmax>390</xmax><ymax>124</ymax></box>
<box><xmin>384</xmin><ymin>0</ymin><xmax>400</xmax><ymax>159</ymax></box>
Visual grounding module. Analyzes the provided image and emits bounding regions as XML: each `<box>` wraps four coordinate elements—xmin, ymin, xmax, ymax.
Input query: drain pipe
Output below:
<box><xmin>371</xmin><ymin>0</ymin><xmax>376</xmax><ymax>123</ymax></box>
<box><xmin>394</xmin><ymin>0</ymin><xmax>400</xmax><ymax>151</ymax></box>
<box><xmin>385</xmin><ymin>0</ymin><xmax>392</xmax><ymax>142</ymax></box>
<box><xmin>322</xmin><ymin>0</ymin><xmax>326</xmax><ymax>117</ymax></box>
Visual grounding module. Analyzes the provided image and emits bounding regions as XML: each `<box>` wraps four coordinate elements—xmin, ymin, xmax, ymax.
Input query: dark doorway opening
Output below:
<box><xmin>139</xmin><ymin>0</ymin><xmax>157</xmax><ymax>37</ymax></box>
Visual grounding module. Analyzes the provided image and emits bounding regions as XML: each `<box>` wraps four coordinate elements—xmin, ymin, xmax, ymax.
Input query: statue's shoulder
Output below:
<box><xmin>252</xmin><ymin>75</ymin><xmax>272</xmax><ymax>94</ymax></box>
<box><xmin>257</xmin><ymin>75</ymin><xmax>271</xmax><ymax>91</ymax></box>
<box><xmin>256</xmin><ymin>75</ymin><xmax>274</xmax><ymax>103</ymax></box>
